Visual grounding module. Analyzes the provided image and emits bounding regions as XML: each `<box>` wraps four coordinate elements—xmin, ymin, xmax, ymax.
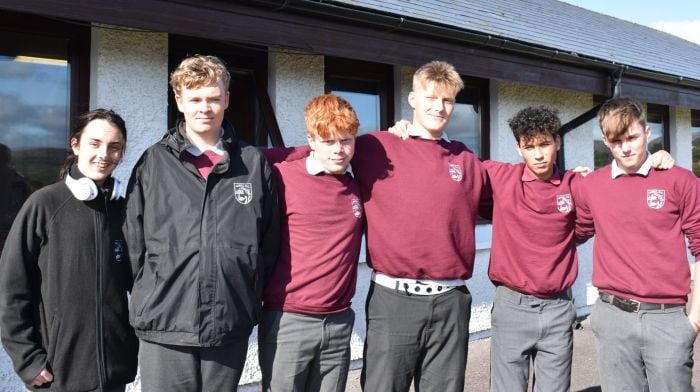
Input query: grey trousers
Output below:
<box><xmin>360</xmin><ymin>282</ymin><xmax>471</xmax><ymax>392</ymax></box>
<box><xmin>591</xmin><ymin>298</ymin><xmax>697</xmax><ymax>392</ymax></box>
<box><xmin>489</xmin><ymin>285</ymin><xmax>575</xmax><ymax>392</ymax></box>
<box><xmin>258</xmin><ymin>309</ymin><xmax>355</xmax><ymax>392</ymax></box>
<box><xmin>138</xmin><ymin>338</ymin><xmax>248</xmax><ymax>392</ymax></box>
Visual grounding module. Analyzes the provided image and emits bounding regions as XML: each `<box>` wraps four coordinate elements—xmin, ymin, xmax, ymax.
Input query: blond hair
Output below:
<box><xmin>170</xmin><ymin>55</ymin><xmax>231</xmax><ymax>95</ymax></box>
<box><xmin>412</xmin><ymin>61</ymin><xmax>464</xmax><ymax>93</ymax></box>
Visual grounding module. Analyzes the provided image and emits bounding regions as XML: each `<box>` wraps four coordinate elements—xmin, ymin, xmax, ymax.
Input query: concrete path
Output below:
<box><xmin>344</xmin><ymin>317</ymin><xmax>700</xmax><ymax>391</ymax></box>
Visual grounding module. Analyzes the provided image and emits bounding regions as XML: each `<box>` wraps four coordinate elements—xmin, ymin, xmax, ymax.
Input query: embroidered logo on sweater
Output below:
<box><xmin>448</xmin><ymin>163</ymin><xmax>463</xmax><ymax>182</ymax></box>
<box><xmin>113</xmin><ymin>240</ymin><xmax>125</xmax><ymax>263</ymax></box>
<box><xmin>351</xmin><ymin>197</ymin><xmax>363</xmax><ymax>218</ymax></box>
<box><xmin>647</xmin><ymin>189</ymin><xmax>666</xmax><ymax>209</ymax></box>
<box><xmin>234</xmin><ymin>183</ymin><xmax>253</xmax><ymax>204</ymax></box>
<box><xmin>556</xmin><ymin>194</ymin><xmax>573</xmax><ymax>213</ymax></box>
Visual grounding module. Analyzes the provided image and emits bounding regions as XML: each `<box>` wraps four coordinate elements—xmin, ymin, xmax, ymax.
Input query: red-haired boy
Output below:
<box><xmin>259</xmin><ymin>94</ymin><xmax>363</xmax><ymax>392</ymax></box>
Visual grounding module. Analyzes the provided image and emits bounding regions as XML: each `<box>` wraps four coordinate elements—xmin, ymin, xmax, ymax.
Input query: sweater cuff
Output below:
<box><xmin>18</xmin><ymin>353</ymin><xmax>47</xmax><ymax>387</ymax></box>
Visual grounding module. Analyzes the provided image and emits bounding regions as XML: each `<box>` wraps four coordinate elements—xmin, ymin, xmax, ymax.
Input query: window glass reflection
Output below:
<box><xmin>445</xmin><ymin>102</ymin><xmax>481</xmax><ymax>157</ymax></box>
<box><xmin>333</xmin><ymin>90</ymin><xmax>379</xmax><ymax>135</ymax></box>
<box><xmin>0</xmin><ymin>55</ymin><xmax>69</xmax><ymax>188</ymax></box>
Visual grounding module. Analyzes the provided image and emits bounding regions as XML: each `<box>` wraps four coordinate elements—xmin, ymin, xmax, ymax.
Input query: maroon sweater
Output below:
<box><xmin>262</xmin><ymin>158</ymin><xmax>363</xmax><ymax>314</ymax></box>
<box><xmin>486</xmin><ymin>161</ymin><xmax>579</xmax><ymax>297</ymax></box>
<box><xmin>351</xmin><ymin>132</ymin><xmax>490</xmax><ymax>280</ymax></box>
<box><xmin>574</xmin><ymin>166</ymin><xmax>700</xmax><ymax>303</ymax></box>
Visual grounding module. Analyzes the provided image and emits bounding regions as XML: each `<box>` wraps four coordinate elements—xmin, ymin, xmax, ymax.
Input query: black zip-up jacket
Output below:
<box><xmin>0</xmin><ymin>178</ymin><xmax>138</xmax><ymax>391</ymax></box>
<box><xmin>124</xmin><ymin>121</ymin><xmax>280</xmax><ymax>346</ymax></box>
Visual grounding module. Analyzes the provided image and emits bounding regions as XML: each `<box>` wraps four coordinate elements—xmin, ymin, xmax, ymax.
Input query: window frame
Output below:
<box><xmin>324</xmin><ymin>56</ymin><xmax>394</xmax><ymax>131</ymax></box>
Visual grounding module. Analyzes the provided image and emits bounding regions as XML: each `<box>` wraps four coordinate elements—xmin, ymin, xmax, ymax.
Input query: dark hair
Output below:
<box><xmin>508</xmin><ymin>106</ymin><xmax>561</xmax><ymax>144</ymax></box>
<box><xmin>60</xmin><ymin>108</ymin><xmax>127</xmax><ymax>179</ymax></box>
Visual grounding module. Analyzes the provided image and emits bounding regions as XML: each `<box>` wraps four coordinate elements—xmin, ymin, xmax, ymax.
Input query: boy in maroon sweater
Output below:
<box><xmin>389</xmin><ymin>106</ymin><xmax>674</xmax><ymax>392</ymax></box>
<box><xmin>357</xmin><ymin>61</ymin><xmax>490</xmax><ymax>392</ymax></box>
<box><xmin>575</xmin><ymin>97</ymin><xmax>700</xmax><ymax>391</ymax></box>
<box><xmin>275</xmin><ymin>62</ymin><xmax>491</xmax><ymax>391</ymax></box>
<box><xmin>259</xmin><ymin>94</ymin><xmax>363</xmax><ymax>392</ymax></box>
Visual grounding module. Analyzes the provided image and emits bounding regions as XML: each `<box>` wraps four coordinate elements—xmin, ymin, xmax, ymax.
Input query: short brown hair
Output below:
<box><xmin>170</xmin><ymin>55</ymin><xmax>231</xmax><ymax>96</ymax></box>
<box><xmin>412</xmin><ymin>61</ymin><xmax>464</xmax><ymax>93</ymax></box>
<box><xmin>597</xmin><ymin>97</ymin><xmax>647</xmax><ymax>142</ymax></box>
<box><xmin>305</xmin><ymin>94</ymin><xmax>360</xmax><ymax>140</ymax></box>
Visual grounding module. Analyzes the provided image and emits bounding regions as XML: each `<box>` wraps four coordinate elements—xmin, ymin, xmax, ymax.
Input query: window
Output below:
<box><xmin>646</xmin><ymin>104</ymin><xmax>669</xmax><ymax>154</ymax></box>
<box><xmin>692</xmin><ymin>110</ymin><xmax>700</xmax><ymax>176</ymax></box>
<box><xmin>325</xmin><ymin>57</ymin><xmax>393</xmax><ymax>135</ymax></box>
<box><xmin>169</xmin><ymin>36</ymin><xmax>283</xmax><ymax>147</ymax></box>
<box><xmin>0</xmin><ymin>11</ymin><xmax>89</xmax><ymax>250</ymax></box>
<box><xmin>444</xmin><ymin>76</ymin><xmax>489</xmax><ymax>158</ymax></box>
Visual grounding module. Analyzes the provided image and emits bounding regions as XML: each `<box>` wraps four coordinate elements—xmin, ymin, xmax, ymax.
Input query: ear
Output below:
<box><xmin>175</xmin><ymin>94</ymin><xmax>184</xmax><ymax>113</ymax></box>
<box><xmin>408</xmin><ymin>91</ymin><xmax>416</xmax><ymax>109</ymax></box>
<box><xmin>223</xmin><ymin>91</ymin><xmax>230</xmax><ymax>110</ymax></box>
<box><xmin>645</xmin><ymin>126</ymin><xmax>651</xmax><ymax>139</ymax></box>
<box><xmin>70</xmin><ymin>137</ymin><xmax>80</xmax><ymax>156</ymax></box>
<box><xmin>307</xmin><ymin>137</ymin><xmax>315</xmax><ymax>150</ymax></box>
<box><xmin>516</xmin><ymin>142</ymin><xmax>523</xmax><ymax>158</ymax></box>
<box><xmin>555</xmin><ymin>134</ymin><xmax>561</xmax><ymax>151</ymax></box>
<box><xmin>601</xmin><ymin>134</ymin><xmax>610</xmax><ymax>148</ymax></box>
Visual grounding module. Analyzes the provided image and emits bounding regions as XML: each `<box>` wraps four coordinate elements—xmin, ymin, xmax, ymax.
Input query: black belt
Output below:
<box><xmin>599</xmin><ymin>293</ymin><xmax>685</xmax><ymax>313</ymax></box>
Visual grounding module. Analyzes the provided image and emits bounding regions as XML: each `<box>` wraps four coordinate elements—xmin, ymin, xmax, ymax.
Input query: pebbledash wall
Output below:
<box><xmin>0</xmin><ymin>27</ymin><xmax>696</xmax><ymax>391</ymax></box>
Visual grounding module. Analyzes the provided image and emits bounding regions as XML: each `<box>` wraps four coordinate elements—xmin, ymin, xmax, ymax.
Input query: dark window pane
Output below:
<box><xmin>646</xmin><ymin>104</ymin><xmax>667</xmax><ymax>153</ymax></box>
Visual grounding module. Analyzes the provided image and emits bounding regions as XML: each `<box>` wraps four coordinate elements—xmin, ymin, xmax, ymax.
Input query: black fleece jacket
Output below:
<box><xmin>0</xmin><ymin>177</ymin><xmax>138</xmax><ymax>391</ymax></box>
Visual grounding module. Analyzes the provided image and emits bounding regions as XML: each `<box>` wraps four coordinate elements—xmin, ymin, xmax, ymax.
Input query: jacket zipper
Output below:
<box><xmin>95</xmin><ymin>198</ymin><xmax>107</xmax><ymax>387</ymax></box>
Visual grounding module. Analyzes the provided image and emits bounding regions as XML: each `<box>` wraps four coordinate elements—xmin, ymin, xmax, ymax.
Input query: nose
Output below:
<box><xmin>533</xmin><ymin>148</ymin><xmax>544</xmax><ymax>160</ymax></box>
<box><xmin>97</xmin><ymin>145</ymin><xmax>109</xmax><ymax>159</ymax></box>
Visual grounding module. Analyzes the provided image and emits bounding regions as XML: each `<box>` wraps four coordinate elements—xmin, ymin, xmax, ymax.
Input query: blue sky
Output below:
<box><xmin>561</xmin><ymin>0</ymin><xmax>700</xmax><ymax>43</ymax></box>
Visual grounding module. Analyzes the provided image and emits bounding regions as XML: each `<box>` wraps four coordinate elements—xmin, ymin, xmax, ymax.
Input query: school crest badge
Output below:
<box><xmin>351</xmin><ymin>197</ymin><xmax>363</xmax><ymax>218</ymax></box>
<box><xmin>556</xmin><ymin>194</ymin><xmax>573</xmax><ymax>213</ymax></box>
<box><xmin>234</xmin><ymin>183</ymin><xmax>253</xmax><ymax>205</ymax></box>
<box><xmin>646</xmin><ymin>189</ymin><xmax>665</xmax><ymax>209</ymax></box>
<box><xmin>448</xmin><ymin>163</ymin><xmax>463</xmax><ymax>182</ymax></box>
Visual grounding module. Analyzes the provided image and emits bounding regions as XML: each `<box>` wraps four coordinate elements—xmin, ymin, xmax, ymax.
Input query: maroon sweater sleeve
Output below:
<box><xmin>260</xmin><ymin>146</ymin><xmax>311</xmax><ymax>165</ymax></box>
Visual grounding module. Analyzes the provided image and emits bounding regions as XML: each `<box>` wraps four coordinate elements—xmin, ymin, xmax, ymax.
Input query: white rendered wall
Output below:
<box><xmin>268</xmin><ymin>50</ymin><xmax>324</xmax><ymax>147</ymax></box>
<box><xmin>90</xmin><ymin>26</ymin><xmax>169</xmax><ymax>186</ymax></box>
<box><xmin>671</xmin><ymin>107</ymin><xmax>693</xmax><ymax>170</ymax></box>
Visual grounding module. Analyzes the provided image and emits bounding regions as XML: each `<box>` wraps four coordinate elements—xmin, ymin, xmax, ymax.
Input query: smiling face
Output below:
<box><xmin>603</xmin><ymin>120</ymin><xmax>650</xmax><ymax>174</ymax></box>
<box><xmin>408</xmin><ymin>80</ymin><xmax>457</xmax><ymax>139</ymax></box>
<box><xmin>517</xmin><ymin>132</ymin><xmax>560</xmax><ymax>181</ymax></box>
<box><xmin>308</xmin><ymin>131</ymin><xmax>356</xmax><ymax>175</ymax></box>
<box><xmin>71</xmin><ymin>119</ymin><xmax>125</xmax><ymax>184</ymax></box>
<box><xmin>175</xmin><ymin>80</ymin><xmax>229</xmax><ymax>140</ymax></box>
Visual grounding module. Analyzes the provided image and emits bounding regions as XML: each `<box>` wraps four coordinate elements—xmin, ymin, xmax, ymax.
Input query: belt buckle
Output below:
<box><xmin>631</xmin><ymin>299</ymin><xmax>641</xmax><ymax>313</ymax></box>
<box><xmin>621</xmin><ymin>297</ymin><xmax>641</xmax><ymax>313</ymax></box>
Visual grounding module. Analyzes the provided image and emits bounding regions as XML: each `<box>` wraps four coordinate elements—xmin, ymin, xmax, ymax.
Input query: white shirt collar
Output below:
<box><xmin>305</xmin><ymin>153</ymin><xmax>353</xmax><ymax>176</ymax></box>
<box><xmin>611</xmin><ymin>152</ymin><xmax>652</xmax><ymax>179</ymax></box>
<box><xmin>406</xmin><ymin>126</ymin><xmax>450</xmax><ymax>142</ymax></box>
<box><xmin>185</xmin><ymin>128</ymin><xmax>225</xmax><ymax>156</ymax></box>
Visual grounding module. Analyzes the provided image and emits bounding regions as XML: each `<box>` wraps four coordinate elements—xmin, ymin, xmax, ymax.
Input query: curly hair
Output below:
<box><xmin>170</xmin><ymin>55</ymin><xmax>231</xmax><ymax>95</ymax></box>
<box><xmin>508</xmin><ymin>106</ymin><xmax>561</xmax><ymax>144</ymax></box>
<box><xmin>305</xmin><ymin>94</ymin><xmax>360</xmax><ymax>140</ymax></box>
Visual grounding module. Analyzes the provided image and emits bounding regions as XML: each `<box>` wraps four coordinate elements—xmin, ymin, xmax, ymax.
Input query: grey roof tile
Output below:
<box><xmin>331</xmin><ymin>0</ymin><xmax>700</xmax><ymax>81</ymax></box>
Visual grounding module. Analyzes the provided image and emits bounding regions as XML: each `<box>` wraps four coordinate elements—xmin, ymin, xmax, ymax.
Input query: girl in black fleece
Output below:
<box><xmin>0</xmin><ymin>109</ymin><xmax>138</xmax><ymax>391</ymax></box>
